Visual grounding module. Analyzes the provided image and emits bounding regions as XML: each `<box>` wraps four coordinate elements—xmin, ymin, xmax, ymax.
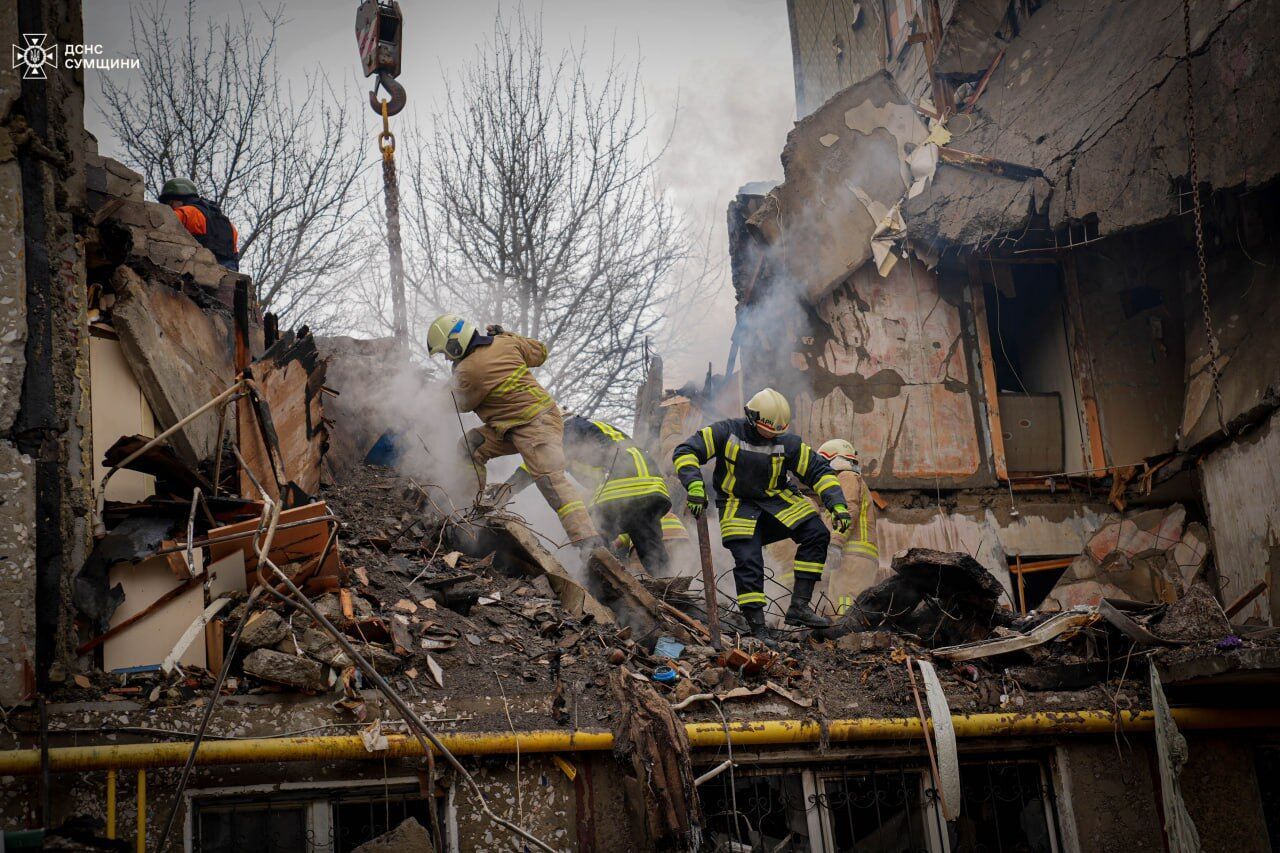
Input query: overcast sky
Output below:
<box><xmin>82</xmin><ymin>0</ymin><xmax>797</xmax><ymax>383</ymax></box>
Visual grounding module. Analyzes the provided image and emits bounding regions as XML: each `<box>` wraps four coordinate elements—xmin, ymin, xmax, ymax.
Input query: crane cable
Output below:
<box><xmin>378</xmin><ymin>98</ymin><xmax>408</xmax><ymax>344</ymax></box>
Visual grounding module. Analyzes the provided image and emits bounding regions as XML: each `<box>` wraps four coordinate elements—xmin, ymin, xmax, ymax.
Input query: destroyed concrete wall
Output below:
<box><xmin>1179</xmin><ymin>215</ymin><xmax>1280</xmax><ymax>449</ymax></box>
<box><xmin>741</xmin><ymin>257</ymin><xmax>991</xmax><ymax>489</ymax></box>
<box><xmin>110</xmin><ymin>267</ymin><xmax>235</xmax><ymax>464</ymax></box>
<box><xmin>1073</xmin><ymin>227</ymin><xmax>1189</xmax><ymax>465</ymax></box>
<box><xmin>1201</xmin><ymin>408</ymin><xmax>1280</xmax><ymax>625</ymax></box>
<box><xmin>749</xmin><ymin>72</ymin><xmax>932</xmax><ymax>302</ymax></box>
<box><xmin>785</xmin><ymin>0</ymin><xmax>889</xmax><ymax>118</ymax></box>
<box><xmin>901</xmin><ymin>0</ymin><xmax>1280</xmax><ymax>249</ymax></box>
<box><xmin>2</xmin><ymin>0</ymin><xmax>95</xmax><ymax>700</ymax></box>
<box><xmin>1053</xmin><ymin>740</ymin><xmax>1165</xmax><ymax>853</ymax></box>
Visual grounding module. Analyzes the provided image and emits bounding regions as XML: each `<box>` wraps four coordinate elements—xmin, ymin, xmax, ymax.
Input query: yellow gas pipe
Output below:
<box><xmin>0</xmin><ymin>708</ymin><xmax>1273</xmax><ymax>776</ymax></box>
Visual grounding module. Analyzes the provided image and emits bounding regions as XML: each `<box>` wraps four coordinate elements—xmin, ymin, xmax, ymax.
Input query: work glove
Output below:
<box><xmin>686</xmin><ymin>480</ymin><xmax>708</xmax><ymax>518</ymax></box>
<box><xmin>486</xmin><ymin>324</ymin><xmax>505</xmax><ymax>336</ymax></box>
<box><xmin>831</xmin><ymin>504</ymin><xmax>852</xmax><ymax>534</ymax></box>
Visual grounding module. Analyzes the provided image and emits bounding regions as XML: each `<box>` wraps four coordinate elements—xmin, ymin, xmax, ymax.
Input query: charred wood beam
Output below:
<box><xmin>937</xmin><ymin>146</ymin><xmax>1044</xmax><ymax>181</ymax></box>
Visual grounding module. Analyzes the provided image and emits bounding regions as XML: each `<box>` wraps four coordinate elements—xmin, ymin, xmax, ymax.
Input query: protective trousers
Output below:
<box><xmin>725</xmin><ymin>512</ymin><xmax>829</xmax><ymax>610</ymax></box>
<box><xmin>594</xmin><ymin>493</ymin><xmax>671</xmax><ymax>577</ymax></box>
<box><xmin>463</xmin><ymin>407</ymin><xmax>598</xmax><ymax>543</ymax></box>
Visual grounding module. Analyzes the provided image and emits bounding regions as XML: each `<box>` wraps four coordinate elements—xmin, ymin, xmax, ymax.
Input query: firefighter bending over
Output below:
<box><xmin>158</xmin><ymin>178</ymin><xmax>240</xmax><ymax>271</ymax></box>
<box><xmin>672</xmin><ymin>388</ymin><xmax>851</xmax><ymax>641</ymax></box>
<box><xmin>504</xmin><ymin>416</ymin><xmax>672</xmax><ymax>577</ymax></box>
<box><xmin>427</xmin><ymin>314</ymin><xmax>599</xmax><ymax>549</ymax></box>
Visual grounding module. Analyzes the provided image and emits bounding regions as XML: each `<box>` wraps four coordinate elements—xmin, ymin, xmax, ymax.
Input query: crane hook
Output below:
<box><xmin>369</xmin><ymin>72</ymin><xmax>407</xmax><ymax>116</ymax></box>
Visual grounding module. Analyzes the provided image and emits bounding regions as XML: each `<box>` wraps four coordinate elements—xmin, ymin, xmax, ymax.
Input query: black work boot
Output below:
<box><xmin>741</xmin><ymin>606</ymin><xmax>779</xmax><ymax>649</ymax></box>
<box><xmin>785</xmin><ymin>576</ymin><xmax>833</xmax><ymax>628</ymax></box>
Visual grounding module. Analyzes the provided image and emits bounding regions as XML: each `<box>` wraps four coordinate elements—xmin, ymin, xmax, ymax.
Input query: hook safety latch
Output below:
<box><xmin>369</xmin><ymin>72</ymin><xmax>406</xmax><ymax>117</ymax></box>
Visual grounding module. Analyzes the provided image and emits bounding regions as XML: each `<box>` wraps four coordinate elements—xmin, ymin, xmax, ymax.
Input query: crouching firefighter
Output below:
<box><xmin>426</xmin><ymin>314</ymin><xmax>600</xmax><ymax>549</ymax></box>
<box><xmin>672</xmin><ymin>388</ymin><xmax>852</xmax><ymax>640</ymax></box>
<box><xmin>503</xmin><ymin>415</ymin><xmax>673</xmax><ymax>576</ymax></box>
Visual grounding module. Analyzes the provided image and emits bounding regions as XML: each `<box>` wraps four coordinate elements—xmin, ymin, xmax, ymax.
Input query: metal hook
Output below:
<box><xmin>368</xmin><ymin>72</ymin><xmax>407</xmax><ymax>116</ymax></box>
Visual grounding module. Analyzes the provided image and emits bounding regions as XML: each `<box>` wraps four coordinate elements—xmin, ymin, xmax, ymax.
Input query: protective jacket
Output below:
<box><xmin>673</xmin><ymin>418</ymin><xmax>845</xmax><ymax>542</ymax></box>
<box><xmin>451</xmin><ymin>333</ymin><xmax>555</xmax><ymax>435</ymax></box>
<box><xmin>510</xmin><ymin>416</ymin><xmax>668</xmax><ymax>507</ymax></box>
<box><xmin>172</xmin><ymin>198</ymin><xmax>239</xmax><ymax>266</ymax></box>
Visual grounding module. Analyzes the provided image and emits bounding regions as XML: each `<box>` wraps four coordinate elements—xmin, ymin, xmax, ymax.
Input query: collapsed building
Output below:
<box><xmin>2</xmin><ymin>0</ymin><xmax>1279</xmax><ymax>851</ymax></box>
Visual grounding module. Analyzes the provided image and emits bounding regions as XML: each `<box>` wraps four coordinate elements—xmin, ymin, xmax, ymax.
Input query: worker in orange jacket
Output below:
<box><xmin>158</xmin><ymin>177</ymin><xmax>240</xmax><ymax>271</ymax></box>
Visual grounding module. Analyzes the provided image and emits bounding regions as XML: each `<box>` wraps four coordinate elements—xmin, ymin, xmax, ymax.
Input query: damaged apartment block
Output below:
<box><xmin>3</xmin><ymin>0</ymin><xmax>1280</xmax><ymax>851</ymax></box>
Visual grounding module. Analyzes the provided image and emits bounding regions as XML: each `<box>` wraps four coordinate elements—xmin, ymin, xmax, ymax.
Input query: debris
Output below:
<box><xmin>933</xmin><ymin>609</ymin><xmax>1099</xmax><ymax>661</ymax></box>
<box><xmin>238</xmin><ymin>610</ymin><xmax>289</xmax><ymax>650</ymax></box>
<box><xmin>914</xmin><ymin>660</ymin><xmax>960</xmax><ymax>821</ymax></box>
<box><xmin>360</xmin><ymin>719</ymin><xmax>389</xmax><ymax>752</ymax></box>
<box><xmin>393</xmin><ymin>599</ymin><xmax>418</xmax><ymax>613</ymax></box>
<box><xmin>1150</xmin><ymin>667</ymin><xmax>1203</xmax><ymax>851</ymax></box>
<box><xmin>1098</xmin><ymin>599</ymin><xmax>1185</xmax><ymax>647</ymax></box>
<box><xmin>610</xmin><ymin>667</ymin><xmax>702</xmax><ymax>848</ymax></box>
<box><xmin>351</xmin><ymin>817</ymin><xmax>435</xmax><ymax>853</ymax></box>
<box><xmin>654</xmin><ymin>636</ymin><xmax>685</xmax><ymax>660</ymax></box>
<box><xmin>423</xmin><ymin>654</ymin><xmax>444</xmax><ymax>688</ymax></box>
<box><xmin>242</xmin><ymin>648</ymin><xmax>327</xmax><ymax>691</ymax></box>
<box><xmin>836</xmin><ymin>630</ymin><xmax>894</xmax><ymax>652</ymax></box>
<box><xmin>208</xmin><ymin>501</ymin><xmax>340</xmax><ymax>591</ymax></box>
<box><xmin>1215</xmin><ymin>635</ymin><xmax>1243</xmax><ymax>650</ymax></box>
<box><xmin>652</xmin><ymin>666</ymin><xmax>679</xmax><ymax>683</ymax></box>
<box><xmin>551</xmin><ymin>754</ymin><xmax>577</xmax><ymax>781</ymax></box>
<box><xmin>1225</xmin><ymin>580</ymin><xmax>1268</xmax><ymax>619</ymax></box>
<box><xmin>162</xmin><ymin>597</ymin><xmax>233</xmax><ymax>674</ymax></box>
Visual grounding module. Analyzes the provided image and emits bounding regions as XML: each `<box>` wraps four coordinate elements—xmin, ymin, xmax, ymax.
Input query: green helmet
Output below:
<box><xmin>159</xmin><ymin>177</ymin><xmax>199</xmax><ymax>202</ymax></box>
<box><xmin>427</xmin><ymin>313</ymin><xmax>478</xmax><ymax>361</ymax></box>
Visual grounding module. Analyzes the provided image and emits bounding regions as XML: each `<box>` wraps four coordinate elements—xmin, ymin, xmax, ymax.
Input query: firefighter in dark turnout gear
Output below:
<box><xmin>505</xmin><ymin>416</ymin><xmax>672</xmax><ymax>576</ymax></box>
<box><xmin>159</xmin><ymin>177</ymin><xmax>241</xmax><ymax>271</ymax></box>
<box><xmin>673</xmin><ymin>389</ymin><xmax>852</xmax><ymax>640</ymax></box>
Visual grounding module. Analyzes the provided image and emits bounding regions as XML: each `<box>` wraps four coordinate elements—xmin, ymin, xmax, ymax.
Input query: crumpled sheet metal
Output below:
<box><xmin>932</xmin><ymin>608</ymin><xmax>1099</xmax><ymax>662</ymax></box>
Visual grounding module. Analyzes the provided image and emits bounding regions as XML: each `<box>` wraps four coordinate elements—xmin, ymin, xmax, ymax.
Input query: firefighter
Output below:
<box><xmin>672</xmin><ymin>388</ymin><xmax>851</xmax><ymax>640</ymax></box>
<box><xmin>158</xmin><ymin>178</ymin><xmax>240</xmax><ymax>271</ymax></box>
<box><xmin>504</xmin><ymin>416</ymin><xmax>672</xmax><ymax>576</ymax></box>
<box><xmin>816</xmin><ymin>439</ymin><xmax>880</xmax><ymax>615</ymax></box>
<box><xmin>426</xmin><ymin>314</ymin><xmax>599</xmax><ymax>549</ymax></box>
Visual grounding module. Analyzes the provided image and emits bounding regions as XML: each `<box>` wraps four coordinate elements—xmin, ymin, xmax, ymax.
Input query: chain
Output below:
<box><xmin>1183</xmin><ymin>0</ymin><xmax>1227</xmax><ymax>436</ymax></box>
<box><xmin>378</xmin><ymin>98</ymin><xmax>407</xmax><ymax>343</ymax></box>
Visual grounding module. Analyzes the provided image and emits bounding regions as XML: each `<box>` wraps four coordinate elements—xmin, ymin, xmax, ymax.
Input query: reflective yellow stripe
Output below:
<box><xmin>615</xmin><ymin>533</ymin><xmax>632</xmax><ymax>549</ymax></box>
<box><xmin>860</xmin><ymin>494</ymin><xmax>870</xmax><ymax>543</ymax></box>
<box><xmin>490</xmin><ymin>364</ymin><xmax>528</xmax><ymax>396</ymax></box>
<box><xmin>768</xmin><ymin>454</ymin><xmax>784</xmax><ymax>491</ymax></box>
<box><xmin>793</xmin><ymin>559</ymin><xmax>824</xmax><ymax>576</ymax></box>
<box><xmin>674</xmin><ymin>453</ymin><xmax>700</xmax><ymax>471</ymax></box>
<box><xmin>775</xmin><ymin>493</ymin><xmax>817</xmax><ymax>526</ymax></box>
<box><xmin>661</xmin><ymin>514</ymin><xmax>685</xmax><ymax>532</ymax></box>
<box><xmin>627</xmin><ymin>447</ymin><xmax>650</xmax><ymax>478</ymax></box>
<box><xmin>737</xmin><ymin>592</ymin><xmax>767</xmax><ymax>606</ymax></box>
<box><xmin>843</xmin><ymin>541</ymin><xmax>880</xmax><ymax>558</ymax></box>
<box><xmin>797</xmin><ymin>444</ymin><xmax>811</xmax><ymax>477</ymax></box>
<box><xmin>592</xmin><ymin>420</ymin><xmax>627</xmax><ymax>442</ymax></box>
<box><xmin>556</xmin><ymin>500</ymin><xmax>585</xmax><ymax>518</ymax></box>
<box><xmin>593</xmin><ymin>477</ymin><xmax>669</xmax><ymax>503</ymax></box>
<box><xmin>700</xmin><ymin>427</ymin><xmax>715</xmax><ymax>458</ymax></box>
<box><xmin>815</xmin><ymin>473</ymin><xmax>841</xmax><ymax>495</ymax></box>
<box><xmin>837</xmin><ymin>594</ymin><xmax>853</xmax><ymax>615</ymax></box>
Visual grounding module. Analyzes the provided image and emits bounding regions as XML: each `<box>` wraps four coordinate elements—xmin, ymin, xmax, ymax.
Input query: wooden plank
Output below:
<box><xmin>1061</xmin><ymin>254</ymin><xmax>1109</xmax><ymax>475</ymax></box>
<box><xmin>101</xmin><ymin>556</ymin><xmax>207</xmax><ymax>670</ymax></box>
<box><xmin>966</xmin><ymin>259</ymin><xmax>1008</xmax><ymax>481</ymax></box>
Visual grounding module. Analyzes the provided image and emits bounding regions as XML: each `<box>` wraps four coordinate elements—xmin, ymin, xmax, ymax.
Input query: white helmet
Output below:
<box><xmin>744</xmin><ymin>388</ymin><xmax>791</xmax><ymax>438</ymax></box>
<box><xmin>819</xmin><ymin>435</ymin><xmax>860</xmax><ymax>468</ymax></box>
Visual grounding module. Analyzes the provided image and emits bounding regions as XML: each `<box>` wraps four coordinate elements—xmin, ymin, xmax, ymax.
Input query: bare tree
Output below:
<box><xmin>98</xmin><ymin>0</ymin><xmax>368</xmax><ymax>324</ymax></box>
<box><xmin>396</xmin><ymin>12</ymin><xmax>693</xmax><ymax>418</ymax></box>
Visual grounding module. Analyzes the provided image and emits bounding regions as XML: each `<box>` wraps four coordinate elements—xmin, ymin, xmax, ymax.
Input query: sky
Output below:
<box><xmin>82</xmin><ymin>0</ymin><xmax>798</xmax><ymax>385</ymax></box>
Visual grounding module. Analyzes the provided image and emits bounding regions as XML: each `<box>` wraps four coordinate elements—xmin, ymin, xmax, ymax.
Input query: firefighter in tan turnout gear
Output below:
<box><xmin>673</xmin><ymin>388</ymin><xmax>851</xmax><ymax>642</ymax></box>
<box><xmin>426</xmin><ymin>314</ymin><xmax>599</xmax><ymax>547</ymax></box>
<box><xmin>816</xmin><ymin>439</ymin><xmax>880</xmax><ymax>615</ymax></box>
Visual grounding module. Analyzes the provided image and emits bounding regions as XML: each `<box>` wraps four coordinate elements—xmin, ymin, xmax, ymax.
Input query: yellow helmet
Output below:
<box><xmin>818</xmin><ymin>438</ymin><xmax>859</xmax><ymax>464</ymax></box>
<box><xmin>426</xmin><ymin>313</ymin><xmax>477</xmax><ymax>361</ymax></box>
<box><xmin>744</xmin><ymin>388</ymin><xmax>791</xmax><ymax>437</ymax></box>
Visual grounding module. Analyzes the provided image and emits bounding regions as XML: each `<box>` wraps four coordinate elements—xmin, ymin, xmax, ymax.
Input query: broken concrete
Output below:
<box><xmin>241</xmin><ymin>648</ymin><xmax>327</xmax><ymax>691</ymax></box>
<box><xmin>110</xmin><ymin>267</ymin><xmax>235</xmax><ymax>464</ymax></box>
<box><xmin>238</xmin><ymin>610</ymin><xmax>289</xmax><ymax>650</ymax></box>
<box><xmin>352</xmin><ymin>818</ymin><xmax>434</xmax><ymax>853</ymax></box>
